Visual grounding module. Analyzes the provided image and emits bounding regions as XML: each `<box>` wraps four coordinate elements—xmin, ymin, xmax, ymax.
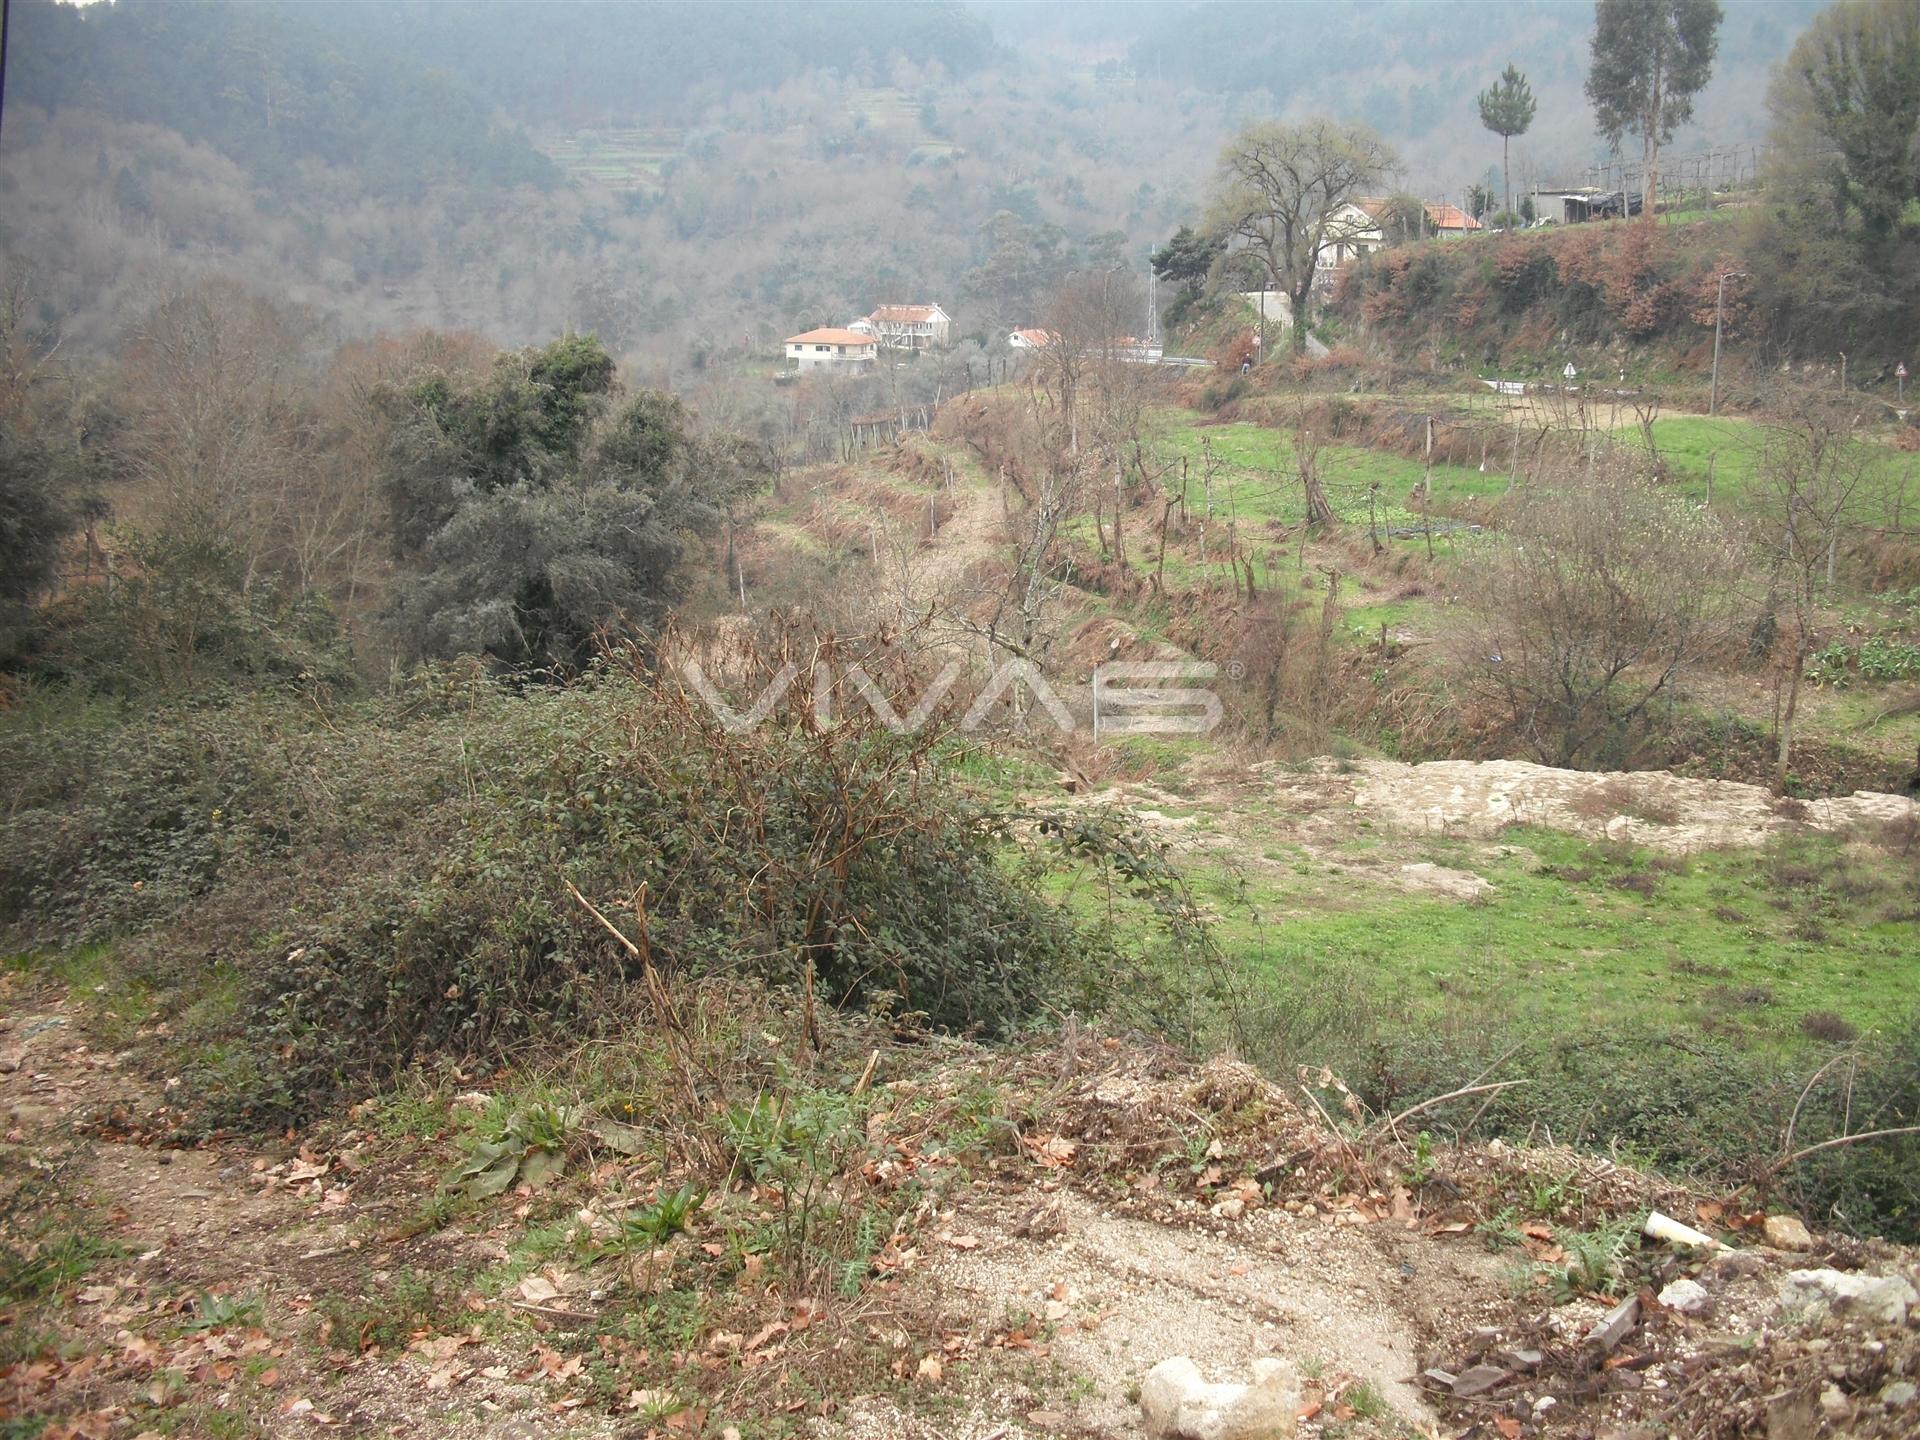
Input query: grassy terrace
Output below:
<box><xmin>1145</xmin><ymin>408</ymin><xmax>1504</xmax><ymax>525</ymax></box>
<box><xmin>1042</xmin><ymin>814</ymin><xmax>1918</xmax><ymax>1059</ymax></box>
<box><xmin>542</xmin><ymin>129</ymin><xmax>682</xmax><ymax>189</ymax></box>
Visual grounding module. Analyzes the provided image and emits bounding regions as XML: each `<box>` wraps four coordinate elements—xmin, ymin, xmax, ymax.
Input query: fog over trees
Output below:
<box><xmin>0</xmin><ymin>0</ymin><xmax>1816</xmax><ymax>375</ymax></box>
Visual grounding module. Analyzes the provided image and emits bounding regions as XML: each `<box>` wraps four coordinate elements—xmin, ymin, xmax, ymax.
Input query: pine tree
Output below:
<box><xmin>1476</xmin><ymin>64</ymin><xmax>1538</xmax><ymax>223</ymax></box>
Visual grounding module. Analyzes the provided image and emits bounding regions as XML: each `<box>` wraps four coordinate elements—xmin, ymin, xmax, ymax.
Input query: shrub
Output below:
<box><xmin>3</xmin><ymin>643</ymin><xmax>1133</xmax><ymax>1127</ymax></box>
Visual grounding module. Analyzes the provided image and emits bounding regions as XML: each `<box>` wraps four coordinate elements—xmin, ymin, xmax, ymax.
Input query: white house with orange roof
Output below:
<box><xmin>784</xmin><ymin>327</ymin><xmax>879</xmax><ymax>373</ymax></box>
<box><xmin>848</xmin><ymin>303</ymin><xmax>952</xmax><ymax>351</ymax></box>
<box><xmin>1316</xmin><ymin>199</ymin><xmax>1484</xmax><ymax>278</ymax></box>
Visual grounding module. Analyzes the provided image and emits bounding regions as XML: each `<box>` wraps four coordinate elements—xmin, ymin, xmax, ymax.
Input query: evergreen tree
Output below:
<box><xmin>1476</xmin><ymin>63</ymin><xmax>1537</xmax><ymax>224</ymax></box>
<box><xmin>1586</xmin><ymin>0</ymin><xmax>1724</xmax><ymax>220</ymax></box>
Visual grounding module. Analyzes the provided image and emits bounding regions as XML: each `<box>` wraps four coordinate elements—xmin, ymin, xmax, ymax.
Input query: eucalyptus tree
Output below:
<box><xmin>1586</xmin><ymin>0</ymin><xmax>1723</xmax><ymax>219</ymax></box>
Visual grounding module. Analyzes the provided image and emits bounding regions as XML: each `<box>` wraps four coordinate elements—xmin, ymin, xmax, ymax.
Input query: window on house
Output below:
<box><xmin>816</xmin><ymin>345</ymin><xmax>830</xmax><ymax>352</ymax></box>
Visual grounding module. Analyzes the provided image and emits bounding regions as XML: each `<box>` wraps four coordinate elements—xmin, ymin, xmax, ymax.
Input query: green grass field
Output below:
<box><xmin>1608</xmin><ymin>415</ymin><xmax>1916</xmax><ymax>515</ymax></box>
<box><xmin>1146</xmin><ymin>409</ymin><xmax>1503</xmax><ymax>525</ymax></box>
<box><xmin>1044</xmin><ymin>813</ymin><xmax>1917</xmax><ymax>1059</ymax></box>
<box><xmin>542</xmin><ymin>130</ymin><xmax>682</xmax><ymax>190</ymax></box>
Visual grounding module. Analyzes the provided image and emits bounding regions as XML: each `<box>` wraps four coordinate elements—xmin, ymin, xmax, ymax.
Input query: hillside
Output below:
<box><xmin>1321</xmin><ymin>212</ymin><xmax>1919</xmax><ymax>381</ymax></box>
<box><xmin>8</xmin><ymin>4</ymin><xmax>1920</xmax><ymax>1438</ymax></box>
<box><xmin>0</xmin><ymin>0</ymin><xmax>1828</xmax><ymax>372</ymax></box>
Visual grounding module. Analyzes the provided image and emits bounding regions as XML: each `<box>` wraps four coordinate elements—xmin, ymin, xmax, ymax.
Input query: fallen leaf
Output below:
<box><xmin>517</xmin><ymin>1276</ymin><xmax>560</xmax><ymax>1305</ymax></box>
<box><xmin>1495</xmin><ymin>1419</ymin><xmax>1523</xmax><ymax>1439</ymax></box>
<box><xmin>1024</xmin><ymin>1134</ymin><xmax>1078</xmax><ymax>1167</ymax></box>
<box><xmin>745</xmin><ymin>1321</ymin><xmax>789</xmax><ymax>1352</ymax></box>
<box><xmin>916</xmin><ymin>1355</ymin><xmax>943</xmax><ymax>1383</ymax></box>
<box><xmin>942</xmin><ymin>1233</ymin><xmax>982</xmax><ymax>1250</ymax></box>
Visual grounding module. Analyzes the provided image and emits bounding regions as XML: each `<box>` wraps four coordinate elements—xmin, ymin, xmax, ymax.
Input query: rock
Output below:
<box><xmin>1766</xmin><ymin>1391</ymin><xmax>1820</xmax><ymax>1440</ymax></box>
<box><xmin>1452</xmin><ymin>1364</ymin><xmax>1510</xmax><ymax>1397</ymax></box>
<box><xmin>1708</xmin><ymin>1250</ymin><xmax>1768</xmax><ymax>1281</ymax></box>
<box><xmin>1585</xmin><ymin>1295</ymin><xmax>1641</xmax><ymax>1352</ymax></box>
<box><xmin>1880</xmin><ymin>1381</ymin><xmax>1917</xmax><ymax>1407</ymax></box>
<box><xmin>1500</xmin><ymin>1348</ymin><xmax>1544</xmax><ymax>1371</ymax></box>
<box><xmin>1782</xmin><ymin>1269</ymin><xmax>1920</xmax><ymax>1327</ymax></box>
<box><xmin>1395</xmin><ymin>862</ymin><xmax>1493</xmax><ymax>901</ymax></box>
<box><xmin>1763</xmin><ymin>1215</ymin><xmax>1815</xmax><ymax>1252</ymax></box>
<box><xmin>1139</xmin><ymin>1355</ymin><xmax>1299</xmax><ymax>1440</ymax></box>
<box><xmin>0</xmin><ymin>1051</ymin><xmax>21</xmax><ymax>1075</ymax></box>
<box><xmin>1658</xmin><ymin>1279</ymin><xmax>1711</xmax><ymax>1314</ymax></box>
<box><xmin>1819</xmin><ymin>1384</ymin><xmax>1850</xmax><ymax>1420</ymax></box>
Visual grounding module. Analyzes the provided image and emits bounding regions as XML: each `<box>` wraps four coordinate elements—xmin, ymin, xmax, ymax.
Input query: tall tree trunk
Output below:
<box><xmin>1502</xmin><ymin>133</ymin><xmax>1511</xmax><ymax>220</ymax></box>
<box><xmin>1776</xmin><ymin>624</ymin><xmax>1807</xmax><ymax>794</ymax></box>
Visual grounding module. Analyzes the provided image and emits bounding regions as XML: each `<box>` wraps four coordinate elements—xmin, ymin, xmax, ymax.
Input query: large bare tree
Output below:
<box><xmin>1451</xmin><ymin>459</ymin><xmax>1741</xmax><ymax>767</ymax></box>
<box><xmin>1203</xmin><ymin>119</ymin><xmax>1399</xmax><ymax>353</ymax></box>
<box><xmin>1747</xmin><ymin>408</ymin><xmax>1887</xmax><ymax>790</ymax></box>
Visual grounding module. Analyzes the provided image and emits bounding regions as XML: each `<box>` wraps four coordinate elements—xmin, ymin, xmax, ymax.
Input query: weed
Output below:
<box><xmin>613</xmin><ymin>1183</ymin><xmax>703</xmax><ymax>1253</ymax></box>
<box><xmin>180</xmin><ymin>1291</ymin><xmax>263</xmax><ymax>1333</ymax></box>
<box><xmin>1550</xmin><ymin>1214</ymin><xmax>1641</xmax><ymax>1300</ymax></box>
<box><xmin>0</xmin><ymin>1164</ymin><xmax>124</xmax><ymax>1309</ymax></box>
<box><xmin>1799</xmin><ymin>1011</ymin><xmax>1859</xmax><ymax>1045</ymax></box>
<box><xmin>1474</xmin><ymin>1207</ymin><xmax>1524</xmax><ymax>1249</ymax></box>
<box><xmin>317</xmin><ymin>1267</ymin><xmax>455</xmax><ymax>1354</ymax></box>
<box><xmin>1404</xmin><ymin>1130</ymin><xmax>1436</xmax><ymax>1188</ymax></box>
<box><xmin>1523</xmin><ymin>1171</ymin><xmax>1582</xmax><ymax>1218</ymax></box>
<box><xmin>1346</xmin><ymin>1379</ymin><xmax>1390</xmax><ymax>1419</ymax></box>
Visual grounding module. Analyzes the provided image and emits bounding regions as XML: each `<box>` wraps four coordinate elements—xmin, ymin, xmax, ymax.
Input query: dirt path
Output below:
<box><xmin>11</xmin><ymin>978</ymin><xmax>1920</xmax><ymax>1440</ymax></box>
<box><xmin>1</xmin><ymin>996</ymin><xmax>621</xmax><ymax>1440</ymax></box>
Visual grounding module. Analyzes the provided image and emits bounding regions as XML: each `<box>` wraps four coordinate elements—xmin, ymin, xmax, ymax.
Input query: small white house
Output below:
<box><xmin>1315</xmin><ymin>199</ymin><xmax>1485</xmax><ymax>278</ymax></box>
<box><xmin>784</xmin><ymin>328</ymin><xmax>879</xmax><ymax>373</ymax></box>
<box><xmin>849</xmin><ymin>303</ymin><xmax>953</xmax><ymax>351</ymax></box>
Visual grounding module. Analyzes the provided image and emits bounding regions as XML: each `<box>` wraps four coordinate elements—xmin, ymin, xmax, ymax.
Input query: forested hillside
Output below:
<box><xmin>0</xmin><ymin>0</ymin><xmax>1823</xmax><ymax>375</ymax></box>
<box><xmin>6</xmin><ymin>5</ymin><xmax>1920</xmax><ymax>1438</ymax></box>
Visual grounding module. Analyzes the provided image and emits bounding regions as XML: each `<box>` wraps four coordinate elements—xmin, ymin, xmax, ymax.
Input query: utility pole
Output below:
<box><xmin>1709</xmin><ymin>270</ymin><xmax>1747</xmax><ymax>418</ymax></box>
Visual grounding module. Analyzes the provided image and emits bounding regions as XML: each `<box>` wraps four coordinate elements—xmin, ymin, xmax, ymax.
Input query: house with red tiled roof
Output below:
<box><xmin>848</xmin><ymin>302</ymin><xmax>952</xmax><ymax>351</ymax></box>
<box><xmin>1314</xmin><ymin>199</ymin><xmax>1484</xmax><ymax>280</ymax></box>
<box><xmin>784</xmin><ymin>327</ymin><xmax>878</xmax><ymax>373</ymax></box>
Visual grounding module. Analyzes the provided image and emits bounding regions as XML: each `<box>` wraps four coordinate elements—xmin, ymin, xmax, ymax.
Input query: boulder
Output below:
<box><xmin>1782</xmin><ymin>1269</ymin><xmax>1920</xmax><ymax>1327</ymax></box>
<box><xmin>1658</xmin><ymin>1278</ymin><xmax>1711</xmax><ymax>1315</ymax></box>
<box><xmin>1762</xmin><ymin>1214</ymin><xmax>1815</xmax><ymax>1252</ymax></box>
<box><xmin>1139</xmin><ymin>1355</ymin><xmax>1300</xmax><ymax>1440</ymax></box>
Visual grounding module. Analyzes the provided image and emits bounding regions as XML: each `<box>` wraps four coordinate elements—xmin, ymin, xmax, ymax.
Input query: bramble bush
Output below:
<box><xmin>5</xmin><ymin>639</ymin><xmax>1217</xmax><ymax>1127</ymax></box>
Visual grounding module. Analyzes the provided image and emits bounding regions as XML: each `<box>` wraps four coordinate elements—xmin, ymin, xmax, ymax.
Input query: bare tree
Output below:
<box><xmin>115</xmin><ymin>281</ymin><xmax>317</xmax><ymax>591</ymax></box>
<box><xmin>1748</xmin><ymin>409</ymin><xmax>1884</xmax><ymax>790</ymax></box>
<box><xmin>1204</xmin><ymin>118</ymin><xmax>1399</xmax><ymax>352</ymax></box>
<box><xmin>1451</xmin><ymin>459</ymin><xmax>1741</xmax><ymax>767</ymax></box>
